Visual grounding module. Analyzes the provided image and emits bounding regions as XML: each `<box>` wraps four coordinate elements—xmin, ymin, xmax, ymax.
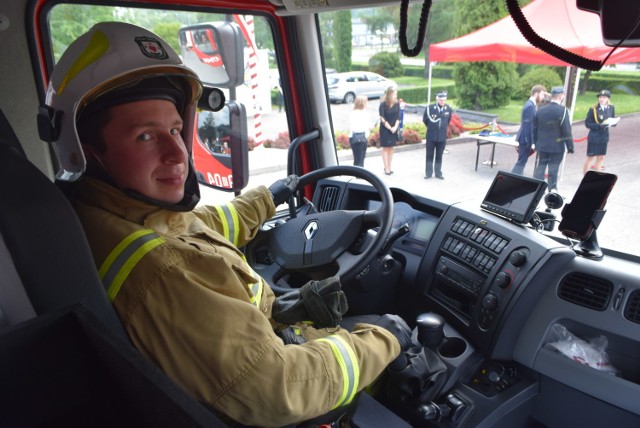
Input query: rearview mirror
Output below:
<box><xmin>178</xmin><ymin>22</ymin><xmax>244</xmax><ymax>88</ymax></box>
<box><xmin>192</xmin><ymin>101</ymin><xmax>249</xmax><ymax>194</ymax></box>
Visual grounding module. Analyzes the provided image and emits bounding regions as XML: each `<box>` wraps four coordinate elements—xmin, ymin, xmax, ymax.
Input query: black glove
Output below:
<box><xmin>374</xmin><ymin>314</ymin><xmax>413</xmax><ymax>352</ymax></box>
<box><xmin>269</xmin><ymin>174</ymin><xmax>299</xmax><ymax>206</ymax></box>
<box><xmin>271</xmin><ymin>276</ymin><xmax>348</xmax><ymax>328</ymax></box>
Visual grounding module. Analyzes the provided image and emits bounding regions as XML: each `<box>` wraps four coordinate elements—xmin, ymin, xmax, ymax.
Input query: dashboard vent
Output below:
<box><xmin>318</xmin><ymin>186</ymin><xmax>340</xmax><ymax>212</ymax></box>
<box><xmin>624</xmin><ymin>290</ymin><xmax>640</xmax><ymax>324</ymax></box>
<box><xmin>557</xmin><ymin>273</ymin><xmax>612</xmax><ymax>311</ymax></box>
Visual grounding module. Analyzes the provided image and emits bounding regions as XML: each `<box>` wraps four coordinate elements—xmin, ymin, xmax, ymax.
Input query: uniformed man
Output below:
<box><xmin>41</xmin><ymin>22</ymin><xmax>411</xmax><ymax>426</ymax></box>
<box><xmin>533</xmin><ymin>86</ymin><xmax>574</xmax><ymax>193</ymax></box>
<box><xmin>422</xmin><ymin>91</ymin><xmax>453</xmax><ymax>179</ymax></box>
<box><xmin>583</xmin><ymin>89</ymin><xmax>616</xmax><ymax>174</ymax></box>
<box><xmin>512</xmin><ymin>85</ymin><xmax>546</xmax><ymax>175</ymax></box>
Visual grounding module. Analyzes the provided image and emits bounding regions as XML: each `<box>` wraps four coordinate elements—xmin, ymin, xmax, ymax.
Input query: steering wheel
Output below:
<box><xmin>264</xmin><ymin>165</ymin><xmax>394</xmax><ymax>295</ymax></box>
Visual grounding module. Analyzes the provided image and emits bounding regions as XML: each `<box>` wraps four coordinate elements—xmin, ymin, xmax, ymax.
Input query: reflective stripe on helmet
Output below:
<box><xmin>214</xmin><ymin>203</ymin><xmax>240</xmax><ymax>245</ymax></box>
<box><xmin>98</xmin><ymin>229</ymin><xmax>165</xmax><ymax>301</ymax></box>
<box><xmin>58</xmin><ymin>30</ymin><xmax>110</xmax><ymax>95</ymax></box>
<box><xmin>316</xmin><ymin>335</ymin><xmax>360</xmax><ymax>409</ymax></box>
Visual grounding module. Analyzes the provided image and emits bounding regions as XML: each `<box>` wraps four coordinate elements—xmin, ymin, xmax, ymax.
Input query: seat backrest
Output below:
<box><xmin>0</xmin><ymin>107</ymin><xmax>127</xmax><ymax>337</ymax></box>
<box><xmin>0</xmin><ymin>107</ymin><xmax>228</xmax><ymax>426</ymax></box>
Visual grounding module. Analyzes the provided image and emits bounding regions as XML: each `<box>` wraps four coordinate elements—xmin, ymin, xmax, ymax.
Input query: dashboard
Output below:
<box><xmin>310</xmin><ymin>177</ymin><xmax>640</xmax><ymax>426</ymax></box>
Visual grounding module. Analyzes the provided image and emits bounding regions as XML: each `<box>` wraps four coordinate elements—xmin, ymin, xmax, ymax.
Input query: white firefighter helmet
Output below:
<box><xmin>39</xmin><ymin>21</ymin><xmax>203</xmax><ymax>208</ymax></box>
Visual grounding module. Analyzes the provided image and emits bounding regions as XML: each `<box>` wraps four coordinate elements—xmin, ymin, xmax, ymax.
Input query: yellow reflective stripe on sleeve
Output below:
<box><xmin>214</xmin><ymin>204</ymin><xmax>240</xmax><ymax>246</ymax></box>
<box><xmin>316</xmin><ymin>335</ymin><xmax>360</xmax><ymax>409</ymax></box>
<box><xmin>248</xmin><ymin>269</ymin><xmax>263</xmax><ymax>308</ymax></box>
<box><xmin>98</xmin><ymin>229</ymin><xmax>165</xmax><ymax>302</ymax></box>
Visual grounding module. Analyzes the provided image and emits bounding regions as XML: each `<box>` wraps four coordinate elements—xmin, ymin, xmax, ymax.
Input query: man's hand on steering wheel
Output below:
<box><xmin>269</xmin><ymin>174</ymin><xmax>300</xmax><ymax>206</ymax></box>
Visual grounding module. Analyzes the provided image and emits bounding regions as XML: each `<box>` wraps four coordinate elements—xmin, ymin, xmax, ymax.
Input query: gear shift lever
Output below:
<box><xmin>416</xmin><ymin>312</ymin><xmax>445</xmax><ymax>350</ymax></box>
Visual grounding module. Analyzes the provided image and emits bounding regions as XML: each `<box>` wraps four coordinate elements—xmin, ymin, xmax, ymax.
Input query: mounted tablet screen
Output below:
<box><xmin>481</xmin><ymin>171</ymin><xmax>547</xmax><ymax>224</ymax></box>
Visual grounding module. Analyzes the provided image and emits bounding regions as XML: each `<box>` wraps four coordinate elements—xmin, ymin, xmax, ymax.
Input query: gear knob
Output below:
<box><xmin>416</xmin><ymin>312</ymin><xmax>445</xmax><ymax>349</ymax></box>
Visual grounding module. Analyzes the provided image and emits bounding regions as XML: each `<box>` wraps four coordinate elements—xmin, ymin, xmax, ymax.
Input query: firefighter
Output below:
<box><xmin>40</xmin><ymin>22</ymin><xmax>411</xmax><ymax>426</ymax></box>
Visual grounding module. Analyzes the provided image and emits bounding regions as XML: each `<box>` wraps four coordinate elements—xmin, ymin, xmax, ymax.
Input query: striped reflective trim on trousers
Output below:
<box><xmin>316</xmin><ymin>335</ymin><xmax>360</xmax><ymax>409</ymax></box>
<box><xmin>98</xmin><ymin>229</ymin><xmax>165</xmax><ymax>302</ymax></box>
<box><xmin>214</xmin><ymin>204</ymin><xmax>240</xmax><ymax>246</ymax></box>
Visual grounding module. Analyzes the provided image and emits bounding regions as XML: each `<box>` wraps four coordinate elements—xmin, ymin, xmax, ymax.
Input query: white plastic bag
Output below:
<box><xmin>545</xmin><ymin>323</ymin><xmax>618</xmax><ymax>375</ymax></box>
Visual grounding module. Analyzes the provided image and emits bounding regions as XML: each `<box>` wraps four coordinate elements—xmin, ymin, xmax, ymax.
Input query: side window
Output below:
<box><xmin>47</xmin><ymin>4</ymin><xmax>290</xmax><ymax>204</ymax></box>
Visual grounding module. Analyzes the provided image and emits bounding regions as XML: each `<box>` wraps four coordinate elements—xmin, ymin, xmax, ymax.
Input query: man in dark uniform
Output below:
<box><xmin>583</xmin><ymin>89</ymin><xmax>616</xmax><ymax>175</ymax></box>
<box><xmin>533</xmin><ymin>86</ymin><xmax>574</xmax><ymax>193</ymax></box>
<box><xmin>423</xmin><ymin>91</ymin><xmax>453</xmax><ymax>179</ymax></box>
<box><xmin>512</xmin><ymin>84</ymin><xmax>546</xmax><ymax>175</ymax></box>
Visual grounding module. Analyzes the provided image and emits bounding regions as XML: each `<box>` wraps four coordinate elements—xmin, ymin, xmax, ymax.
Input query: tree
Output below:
<box><xmin>49</xmin><ymin>5</ymin><xmax>115</xmax><ymax>60</ymax></box>
<box><xmin>334</xmin><ymin>11</ymin><xmax>353</xmax><ymax>72</ymax></box>
<box><xmin>253</xmin><ymin>17</ymin><xmax>273</xmax><ymax>50</ymax></box>
<box><xmin>452</xmin><ymin>0</ymin><xmax>519</xmax><ymax>110</ymax></box>
<box><xmin>319</xmin><ymin>13</ymin><xmax>337</xmax><ymax>69</ymax></box>
<box><xmin>361</xmin><ymin>8</ymin><xmax>394</xmax><ymax>49</ymax></box>
<box><xmin>153</xmin><ymin>22</ymin><xmax>183</xmax><ymax>54</ymax></box>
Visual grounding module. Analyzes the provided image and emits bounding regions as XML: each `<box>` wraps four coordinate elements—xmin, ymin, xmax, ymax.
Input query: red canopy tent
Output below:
<box><xmin>426</xmin><ymin>0</ymin><xmax>640</xmax><ymax>104</ymax></box>
<box><xmin>430</xmin><ymin>0</ymin><xmax>640</xmax><ymax>65</ymax></box>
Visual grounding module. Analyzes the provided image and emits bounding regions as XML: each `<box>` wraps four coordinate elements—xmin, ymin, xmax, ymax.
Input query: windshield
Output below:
<box><xmin>316</xmin><ymin>3</ymin><xmax>640</xmax><ymax>257</ymax></box>
<box><xmin>47</xmin><ymin>2</ymin><xmax>640</xmax><ymax>256</ymax></box>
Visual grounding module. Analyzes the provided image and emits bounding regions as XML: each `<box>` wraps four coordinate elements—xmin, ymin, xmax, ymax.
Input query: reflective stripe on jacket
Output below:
<box><xmin>73</xmin><ymin>177</ymin><xmax>400</xmax><ymax>426</ymax></box>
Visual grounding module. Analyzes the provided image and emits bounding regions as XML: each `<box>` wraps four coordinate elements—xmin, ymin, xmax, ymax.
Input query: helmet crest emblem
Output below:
<box><xmin>135</xmin><ymin>36</ymin><xmax>168</xmax><ymax>60</ymax></box>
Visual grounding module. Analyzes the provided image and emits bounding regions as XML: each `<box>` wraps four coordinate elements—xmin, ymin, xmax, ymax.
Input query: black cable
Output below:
<box><xmin>399</xmin><ymin>0</ymin><xmax>433</xmax><ymax>57</ymax></box>
<box><xmin>506</xmin><ymin>0</ymin><xmax>640</xmax><ymax>71</ymax></box>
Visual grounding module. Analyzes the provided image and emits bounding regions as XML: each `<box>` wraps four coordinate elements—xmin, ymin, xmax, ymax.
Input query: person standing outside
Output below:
<box><xmin>533</xmin><ymin>86</ymin><xmax>574</xmax><ymax>193</ymax></box>
<box><xmin>379</xmin><ymin>86</ymin><xmax>400</xmax><ymax>175</ymax></box>
<box><xmin>349</xmin><ymin>95</ymin><xmax>375</xmax><ymax>167</ymax></box>
<box><xmin>583</xmin><ymin>89</ymin><xmax>616</xmax><ymax>175</ymax></box>
<box><xmin>423</xmin><ymin>91</ymin><xmax>453</xmax><ymax>179</ymax></box>
<box><xmin>512</xmin><ymin>85</ymin><xmax>546</xmax><ymax>175</ymax></box>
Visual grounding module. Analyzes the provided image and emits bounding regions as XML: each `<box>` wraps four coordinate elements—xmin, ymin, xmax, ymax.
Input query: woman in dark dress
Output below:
<box><xmin>378</xmin><ymin>86</ymin><xmax>400</xmax><ymax>175</ymax></box>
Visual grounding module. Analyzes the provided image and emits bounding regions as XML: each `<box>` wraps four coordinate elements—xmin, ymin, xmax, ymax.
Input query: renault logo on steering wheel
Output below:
<box><xmin>303</xmin><ymin>220</ymin><xmax>319</xmax><ymax>240</ymax></box>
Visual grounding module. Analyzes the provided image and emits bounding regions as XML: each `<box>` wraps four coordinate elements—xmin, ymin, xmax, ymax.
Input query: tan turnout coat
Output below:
<box><xmin>73</xmin><ymin>177</ymin><xmax>399</xmax><ymax>426</ymax></box>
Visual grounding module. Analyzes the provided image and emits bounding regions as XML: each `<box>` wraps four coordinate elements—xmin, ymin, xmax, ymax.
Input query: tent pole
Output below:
<box><xmin>559</xmin><ymin>66</ymin><xmax>581</xmax><ymax>183</ymax></box>
<box><xmin>427</xmin><ymin>61</ymin><xmax>433</xmax><ymax>104</ymax></box>
<box><xmin>569</xmin><ymin>67</ymin><xmax>581</xmax><ymax>123</ymax></box>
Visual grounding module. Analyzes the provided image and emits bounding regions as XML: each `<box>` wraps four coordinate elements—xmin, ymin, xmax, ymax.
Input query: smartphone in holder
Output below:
<box><xmin>558</xmin><ymin>171</ymin><xmax>617</xmax><ymax>241</ymax></box>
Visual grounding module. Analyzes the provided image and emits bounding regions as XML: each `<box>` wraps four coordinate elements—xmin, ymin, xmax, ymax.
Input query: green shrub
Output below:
<box><xmin>454</xmin><ymin>62</ymin><xmax>519</xmax><ymax>109</ymax></box>
<box><xmin>247</xmin><ymin>136</ymin><xmax>257</xmax><ymax>151</ymax></box>
<box><xmin>518</xmin><ymin>67</ymin><xmax>563</xmax><ymax>99</ymax></box>
<box><xmin>369</xmin><ymin>130</ymin><xmax>381</xmax><ymax>147</ymax></box>
<box><xmin>432</xmin><ymin>65</ymin><xmax>455</xmax><ymax>79</ymax></box>
<box><xmin>368</xmin><ymin>51</ymin><xmax>404</xmax><ymax>78</ymax></box>
<box><xmin>398</xmin><ymin>84</ymin><xmax>455</xmax><ymax>104</ymax></box>
<box><xmin>398</xmin><ymin>128</ymin><xmax>423</xmax><ymax>145</ymax></box>
<box><xmin>403</xmin><ymin>65</ymin><xmax>426</xmax><ymax>78</ymax></box>
<box><xmin>335</xmin><ymin>131</ymin><xmax>350</xmax><ymax>150</ymax></box>
<box><xmin>583</xmin><ymin>75</ymin><xmax>640</xmax><ymax>95</ymax></box>
<box><xmin>403</xmin><ymin>121</ymin><xmax>426</xmax><ymax>138</ymax></box>
<box><xmin>351</xmin><ymin>63</ymin><xmax>368</xmax><ymax>72</ymax></box>
<box><xmin>263</xmin><ymin>131</ymin><xmax>290</xmax><ymax>149</ymax></box>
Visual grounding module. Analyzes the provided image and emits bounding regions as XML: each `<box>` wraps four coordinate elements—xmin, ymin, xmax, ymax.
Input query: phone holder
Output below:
<box><xmin>571</xmin><ymin>209</ymin><xmax>607</xmax><ymax>260</ymax></box>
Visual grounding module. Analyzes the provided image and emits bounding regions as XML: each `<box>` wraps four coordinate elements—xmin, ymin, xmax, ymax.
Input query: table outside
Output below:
<box><xmin>474</xmin><ymin>134</ymin><xmax>518</xmax><ymax>171</ymax></box>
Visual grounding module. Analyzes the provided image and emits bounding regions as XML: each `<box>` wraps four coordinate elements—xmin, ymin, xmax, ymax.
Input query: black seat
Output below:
<box><xmin>0</xmin><ymin>108</ymin><xmax>226</xmax><ymax>426</ymax></box>
<box><xmin>0</xmin><ymin>109</ymin><xmax>126</xmax><ymax>334</ymax></box>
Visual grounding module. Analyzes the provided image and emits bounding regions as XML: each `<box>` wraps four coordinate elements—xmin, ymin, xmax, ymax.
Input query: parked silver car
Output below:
<box><xmin>327</xmin><ymin>71</ymin><xmax>396</xmax><ymax>104</ymax></box>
